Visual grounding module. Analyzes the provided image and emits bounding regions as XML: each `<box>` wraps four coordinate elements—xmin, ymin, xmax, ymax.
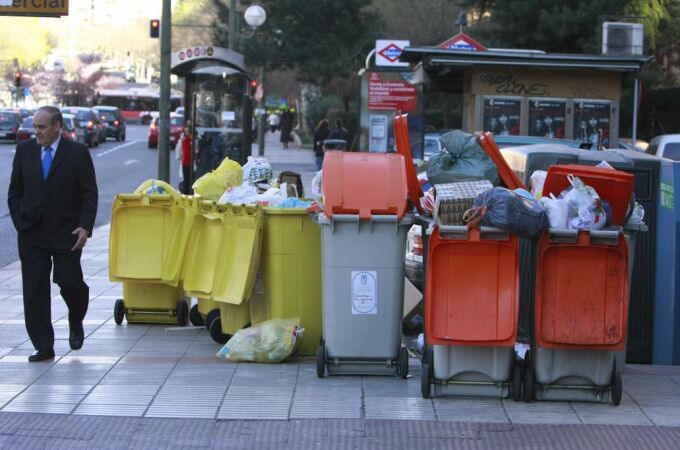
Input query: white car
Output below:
<box><xmin>646</xmin><ymin>134</ymin><xmax>680</xmax><ymax>161</ymax></box>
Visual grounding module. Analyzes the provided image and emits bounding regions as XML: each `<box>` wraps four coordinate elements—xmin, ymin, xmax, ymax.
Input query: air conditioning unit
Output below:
<box><xmin>602</xmin><ymin>22</ymin><xmax>644</xmax><ymax>55</ymax></box>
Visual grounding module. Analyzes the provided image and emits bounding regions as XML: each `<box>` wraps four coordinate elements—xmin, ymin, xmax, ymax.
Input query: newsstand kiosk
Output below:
<box><xmin>170</xmin><ymin>45</ymin><xmax>254</xmax><ymax>182</ymax></box>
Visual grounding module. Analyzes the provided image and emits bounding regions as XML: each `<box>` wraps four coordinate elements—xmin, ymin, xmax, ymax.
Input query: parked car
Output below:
<box><xmin>147</xmin><ymin>114</ymin><xmax>184</xmax><ymax>149</ymax></box>
<box><xmin>646</xmin><ymin>134</ymin><xmax>680</xmax><ymax>161</ymax></box>
<box><xmin>0</xmin><ymin>110</ymin><xmax>22</xmax><ymax>143</ymax></box>
<box><xmin>616</xmin><ymin>138</ymin><xmax>648</xmax><ymax>153</ymax></box>
<box><xmin>16</xmin><ymin>115</ymin><xmax>34</xmax><ymax>142</ymax></box>
<box><xmin>94</xmin><ymin>106</ymin><xmax>126</xmax><ymax>141</ymax></box>
<box><xmin>174</xmin><ymin>106</ymin><xmax>185</xmax><ymax>117</ymax></box>
<box><xmin>61</xmin><ymin>107</ymin><xmax>102</xmax><ymax>148</ymax></box>
<box><xmin>61</xmin><ymin>113</ymin><xmax>87</xmax><ymax>144</ymax></box>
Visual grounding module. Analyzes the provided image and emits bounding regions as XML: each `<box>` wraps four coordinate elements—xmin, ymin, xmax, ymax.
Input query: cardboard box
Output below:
<box><xmin>434</xmin><ymin>180</ymin><xmax>493</xmax><ymax>225</ymax></box>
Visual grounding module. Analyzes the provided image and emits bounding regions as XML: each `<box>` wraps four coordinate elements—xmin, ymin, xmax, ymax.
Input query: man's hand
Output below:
<box><xmin>71</xmin><ymin>227</ymin><xmax>89</xmax><ymax>251</ymax></box>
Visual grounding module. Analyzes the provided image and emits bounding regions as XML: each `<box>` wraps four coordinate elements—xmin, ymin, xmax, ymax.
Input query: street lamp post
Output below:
<box><xmin>243</xmin><ymin>5</ymin><xmax>267</xmax><ymax>156</ymax></box>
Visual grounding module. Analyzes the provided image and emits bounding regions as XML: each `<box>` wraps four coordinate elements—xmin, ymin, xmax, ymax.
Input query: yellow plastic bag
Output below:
<box><xmin>134</xmin><ymin>179</ymin><xmax>179</xmax><ymax>197</ymax></box>
<box><xmin>193</xmin><ymin>159</ymin><xmax>243</xmax><ymax>200</ymax></box>
<box><xmin>216</xmin><ymin>318</ymin><xmax>303</xmax><ymax>363</ymax></box>
<box><xmin>215</xmin><ymin>158</ymin><xmax>243</xmax><ymax>186</ymax></box>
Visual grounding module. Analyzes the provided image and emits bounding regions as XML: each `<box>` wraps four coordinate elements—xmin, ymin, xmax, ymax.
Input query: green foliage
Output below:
<box><xmin>212</xmin><ymin>0</ymin><xmax>382</xmax><ymax>84</ymax></box>
<box><xmin>0</xmin><ymin>18</ymin><xmax>52</xmax><ymax>71</ymax></box>
<box><xmin>463</xmin><ymin>0</ymin><xmax>669</xmax><ymax>54</ymax></box>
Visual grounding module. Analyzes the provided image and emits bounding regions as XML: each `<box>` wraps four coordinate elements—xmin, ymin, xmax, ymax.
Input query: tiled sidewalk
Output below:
<box><xmin>0</xmin><ymin>225</ymin><xmax>679</xmax><ymax>428</ymax></box>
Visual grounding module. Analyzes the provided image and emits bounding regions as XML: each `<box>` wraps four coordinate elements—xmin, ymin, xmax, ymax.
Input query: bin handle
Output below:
<box><xmin>438</xmin><ymin>225</ymin><xmax>509</xmax><ymax>241</ymax></box>
<box><xmin>115</xmin><ymin>193</ymin><xmax>143</xmax><ymax>204</ymax></box>
<box><xmin>548</xmin><ymin>228</ymin><xmax>620</xmax><ymax>245</ymax></box>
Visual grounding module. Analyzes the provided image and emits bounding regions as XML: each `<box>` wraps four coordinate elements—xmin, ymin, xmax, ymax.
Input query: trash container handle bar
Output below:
<box><xmin>115</xmin><ymin>193</ymin><xmax>173</xmax><ymax>206</ymax></box>
<box><xmin>438</xmin><ymin>225</ymin><xmax>509</xmax><ymax>241</ymax></box>
<box><xmin>548</xmin><ymin>228</ymin><xmax>621</xmax><ymax>245</ymax></box>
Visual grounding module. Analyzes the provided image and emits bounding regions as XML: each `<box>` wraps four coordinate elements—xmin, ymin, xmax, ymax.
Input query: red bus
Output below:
<box><xmin>95</xmin><ymin>85</ymin><xmax>182</xmax><ymax>124</ymax></box>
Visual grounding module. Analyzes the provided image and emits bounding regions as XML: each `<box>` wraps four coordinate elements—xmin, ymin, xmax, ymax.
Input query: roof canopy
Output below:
<box><xmin>171</xmin><ymin>45</ymin><xmax>245</xmax><ymax>76</ymax></box>
<box><xmin>400</xmin><ymin>47</ymin><xmax>652</xmax><ymax>73</ymax></box>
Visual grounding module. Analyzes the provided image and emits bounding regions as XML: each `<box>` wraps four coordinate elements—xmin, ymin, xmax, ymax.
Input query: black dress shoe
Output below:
<box><xmin>28</xmin><ymin>349</ymin><xmax>55</xmax><ymax>362</ymax></box>
<box><xmin>69</xmin><ymin>323</ymin><xmax>85</xmax><ymax>350</ymax></box>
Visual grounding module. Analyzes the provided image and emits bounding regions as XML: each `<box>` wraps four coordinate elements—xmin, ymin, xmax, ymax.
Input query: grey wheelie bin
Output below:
<box><xmin>315</xmin><ymin>151</ymin><xmax>414</xmax><ymax>378</ymax></box>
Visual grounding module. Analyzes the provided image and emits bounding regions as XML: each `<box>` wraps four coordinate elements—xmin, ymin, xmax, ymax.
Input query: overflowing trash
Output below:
<box><xmin>216</xmin><ymin>318</ymin><xmax>303</xmax><ymax>363</ymax></box>
<box><xmin>192</xmin><ymin>157</ymin><xmax>243</xmax><ymax>200</ymax></box>
<box><xmin>135</xmin><ymin>179</ymin><xmax>178</xmax><ymax>196</ymax></box>
<box><xmin>427</xmin><ymin>131</ymin><xmax>498</xmax><ymax>185</ymax></box>
<box><xmin>469</xmin><ymin>187</ymin><xmax>550</xmax><ymax>238</ymax></box>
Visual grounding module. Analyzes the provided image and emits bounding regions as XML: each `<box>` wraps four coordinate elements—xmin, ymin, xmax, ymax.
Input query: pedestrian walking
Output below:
<box><xmin>178</xmin><ymin>121</ymin><xmax>194</xmax><ymax>195</ymax></box>
<box><xmin>267</xmin><ymin>111</ymin><xmax>280</xmax><ymax>133</ymax></box>
<box><xmin>328</xmin><ymin>118</ymin><xmax>349</xmax><ymax>143</ymax></box>
<box><xmin>313</xmin><ymin>118</ymin><xmax>330</xmax><ymax>171</ymax></box>
<box><xmin>8</xmin><ymin>106</ymin><xmax>98</xmax><ymax>362</ymax></box>
<box><xmin>279</xmin><ymin>109</ymin><xmax>294</xmax><ymax>150</ymax></box>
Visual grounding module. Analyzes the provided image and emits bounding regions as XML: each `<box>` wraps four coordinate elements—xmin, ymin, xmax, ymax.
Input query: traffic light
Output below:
<box><xmin>250</xmin><ymin>79</ymin><xmax>258</xmax><ymax>90</ymax></box>
<box><xmin>149</xmin><ymin>19</ymin><xmax>160</xmax><ymax>38</ymax></box>
<box><xmin>14</xmin><ymin>71</ymin><xmax>21</xmax><ymax>87</ymax></box>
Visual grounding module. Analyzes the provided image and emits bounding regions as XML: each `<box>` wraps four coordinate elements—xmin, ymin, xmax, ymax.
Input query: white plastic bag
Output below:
<box><xmin>539</xmin><ymin>194</ymin><xmax>569</xmax><ymax>228</ymax></box>
<box><xmin>243</xmin><ymin>156</ymin><xmax>273</xmax><ymax>185</ymax></box>
<box><xmin>628</xmin><ymin>201</ymin><xmax>645</xmax><ymax>225</ymax></box>
<box><xmin>220</xmin><ymin>184</ymin><xmax>259</xmax><ymax>204</ymax></box>
<box><xmin>530</xmin><ymin>170</ymin><xmax>547</xmax><ymax>198</ymax></box>
<box><xmin>311</xmin><ymin>170</ymin><xmax>323</xmax><ymax>200</ymax></box>
<box><xmin>560</xmin><ymin>175</ymin><xmax>606</xmax><ymax>230</ymax></box>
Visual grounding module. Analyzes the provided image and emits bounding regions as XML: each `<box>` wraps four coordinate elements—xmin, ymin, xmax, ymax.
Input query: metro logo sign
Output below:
<box><xmin>437</xmin><ymin>33</ymin><xmax>487</xmax><ymax>51</ymax></box>
<box><xmin>376</xmin><ymin>39</ymin><xmax>410</xmax><ymax>67</ymax></box>
<box><xmin>378</xmin><ymin>44</ymin><xmax>402</xmax><ymax>62</ymax></box>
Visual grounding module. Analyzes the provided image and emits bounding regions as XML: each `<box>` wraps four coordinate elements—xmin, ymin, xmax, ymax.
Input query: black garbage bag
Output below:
<box><xmin>471</xmin><ymin>187</ymin><xmax>549</xmax><ymax>238</ymax></box>
<box><xmin>426</xmin><ymin>130</ymin><xmax>498</xmax><ymax>185</ymax></box>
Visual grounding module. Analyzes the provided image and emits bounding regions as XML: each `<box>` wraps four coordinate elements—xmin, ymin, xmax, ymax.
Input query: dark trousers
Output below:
<box><xmin>18</xmin><ymin>229</ymin><xmax>89</xmax><ymax>352</ymax></box>
<box><xmin>180</xmin><ymin>165</ymin><xmax>191</xmax><ymax>195</ymax></box>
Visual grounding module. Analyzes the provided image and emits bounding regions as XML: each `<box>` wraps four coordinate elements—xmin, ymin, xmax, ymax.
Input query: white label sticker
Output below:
<box><xmin>351</xmin><ymin>271</ymin><xmax>377</xmax><ymax>315</ymax></box>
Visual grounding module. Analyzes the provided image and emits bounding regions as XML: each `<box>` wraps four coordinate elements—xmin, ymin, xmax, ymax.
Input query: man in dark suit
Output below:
<box><xmin>8</xmin><ymin>106</ymin><xmax>98</xmax><ymax>362</ymax></box>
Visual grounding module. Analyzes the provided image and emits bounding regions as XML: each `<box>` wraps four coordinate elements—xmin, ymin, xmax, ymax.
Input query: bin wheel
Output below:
<box><xmin>114</xmin><ymin>299</ymin><xmax>125</xmax><ymax>325</ymax></box>
<box><xmin>512</xmin><ymin>366</ymin><xmax>522</xmax><ymax>401</ymax></box>
<box><xmin>177</xmin><ymin>302</ymin><xmax>189</xmax><ymax>326</ymax></box>
<box><xmin>523</xmin><ymin>350</ymin><xmax>534</xmax><ymax>403</ymax></box>
<box><xmin>205</xmin><ymin>309</ymin><xmax>220</xmax><ymax>331</ymax></box>
<box><xmin>189</xmin><ymin>304</ymin><xmax>204</xmax><ymax>327</ymax></box>
<box><xmin>208</xmin><ymin>316</ymin><xmax>230</xmax><ymax>344</ymax></box>
<box><xmin>611</xmin><ymin>363</ymin><xmax>622</xmax><ymax>406</ymax></box>
<box><xmin>421</xmin><ymin>363</ymin><xmax>431</xmax><ymax>398</ymax></box>
<box><xmin>316</xmin><ymin>339</ymin><xmax>326</xmax><ymax>378</ymax></box>
<box><xmin>396</xmin><ymin>347</ymin><xmax>409</xmax><ymax>379</ymax></box>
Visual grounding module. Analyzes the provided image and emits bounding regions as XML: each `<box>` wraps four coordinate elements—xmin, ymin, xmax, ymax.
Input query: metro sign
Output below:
<box><xmin>437</xmin><ymin>33</ymin><xmax>487</xmax><ymax>51</ymax></box>
<box><xmin>375</xmin><ymin>39</ymin><xmax>410</xmax><ymax>67</ymax></box>
<box><xmin>378</xmin><ymin>44</ymin><xmax>402</xmax><ymax>62</ymax></box>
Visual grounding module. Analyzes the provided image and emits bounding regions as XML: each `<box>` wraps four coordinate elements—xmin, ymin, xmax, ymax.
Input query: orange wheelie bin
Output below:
<box><xmin>526</xmin><ymin>164</ymin><xmax>634</xmax><ymax>405</ymax></box>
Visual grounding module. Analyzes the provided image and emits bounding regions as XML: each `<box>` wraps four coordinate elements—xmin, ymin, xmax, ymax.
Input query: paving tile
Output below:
<box><xmin>57</xmin><ymin>356</ymin><xmax>120</xmax><ymax>365</ymax></box>
<box><xmin>218</xmin><ymin>394</ymin><xmax>291</xmax><ymax>420</ymax></box>
<box><xmin>638</xmin><ymin>405</ymin><xmax>680</xmax><ymax>426</ymax></box>
<box><xmin>2</xmin><ymin>401</ymin><xmax>76</xmax><ymax>414</ymax></box>
<box><xmin>291</xmin><ymin>389</ymin><xmax>362</xmax><ymax>419</ymax></box>
<box><xmin>572</xmin><ymin>393</ymin><xmax>652</xmax><ymax>425</ymax></box>
<box><xmin>365</xmin><ymin>397</ymin><xmax>435</xmax><ymax>420</ymax></box>
<box><xmin>436</xmin><ymin>398</ymin><xmax>509</xmax><ymax>423</ymax></box>
<box><xmin>504</xmin><ymin>400</ymin><xmax>584</xmax><ymax>425</ymax></box>
<box><xmin>74</xmin><ymin>403</ymin><xmax>148</xmax><ymax>417</ymax></box>
<box><xmin>145</xmin><ymin>404</ymin><xmax>217</xmax><ymax>419</ymax></box>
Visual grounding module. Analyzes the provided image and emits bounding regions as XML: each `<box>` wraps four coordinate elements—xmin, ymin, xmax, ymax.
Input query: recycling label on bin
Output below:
<box><xmin>661</xmin><ymin>182</ymin><xmax>675</xmax><ymax>210</ymax></box>
<box><xmin>351</xmin><ymin>271</ymin><xmax>377</xmax><ymax>315</ymax></box>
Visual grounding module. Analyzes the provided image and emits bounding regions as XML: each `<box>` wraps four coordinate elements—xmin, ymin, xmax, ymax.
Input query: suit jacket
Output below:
<box><xmin>8</xmin><ymin>137</ymin><xmax>98</xmax><ymax>248</ymax></box>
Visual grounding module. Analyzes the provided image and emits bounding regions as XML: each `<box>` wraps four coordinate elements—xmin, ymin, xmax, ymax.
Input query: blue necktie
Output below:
<box><xmin>42</xmin><ymin>147</ymin><xmax>53</xmax><ymax>180</ymax></box>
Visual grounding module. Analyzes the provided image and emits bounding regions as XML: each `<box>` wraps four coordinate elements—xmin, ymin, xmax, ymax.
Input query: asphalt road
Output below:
<box><xmin>0</xmin><ymin>125</ymin><xmax>180</xmax><ymax>267</ymax></box>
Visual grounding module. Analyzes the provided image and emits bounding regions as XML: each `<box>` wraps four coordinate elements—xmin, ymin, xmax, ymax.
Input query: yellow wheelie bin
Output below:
<box><xmin>206</xmin><ymin>204</ymin><xmax>264</xmax><ymax>344</ymax></box>
<box><xmin>109</xmin><ymin>188</ymin><xmax>189</xmax><ymax>325</ymax></box>
<box><xmin>248</xmin><ymin>206</ymin><xmax>322</xmax><ymax>356</ymax></box>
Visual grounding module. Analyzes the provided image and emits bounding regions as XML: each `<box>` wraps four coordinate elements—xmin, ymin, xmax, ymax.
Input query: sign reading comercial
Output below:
<box><xmin>0</xmin><ymin>0</ymin><xmax>69</xmax><ymax>17</ymax></box>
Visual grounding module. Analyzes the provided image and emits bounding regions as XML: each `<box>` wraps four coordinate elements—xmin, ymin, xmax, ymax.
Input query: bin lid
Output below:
<box><xmin>535</xmin><ymin>231</ymin><xmax>629</xmax><ymax>350</ymax></box>
<box><xmin>425</xmin><ymin>227</ymin><xmax>519</xmax><ymax>347</ymax></box>
<box><xmin>476</xmin><ymin>132</ymin><xmax>526</xmax><ymax>190</ymax></box>
<box><xmin>542</xmin><ymin>165</ymin><xmax>634</xmax><ymax>226</ymax></box>
<box><xmin>322</xmin><ymin>151</ymin><xmax>408</xmax><ymax>220</ymax></box>
<box><xmin>394</xmin><ymin>113</ymin><xmax>424</xmax><ymax>214</ymax></box>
